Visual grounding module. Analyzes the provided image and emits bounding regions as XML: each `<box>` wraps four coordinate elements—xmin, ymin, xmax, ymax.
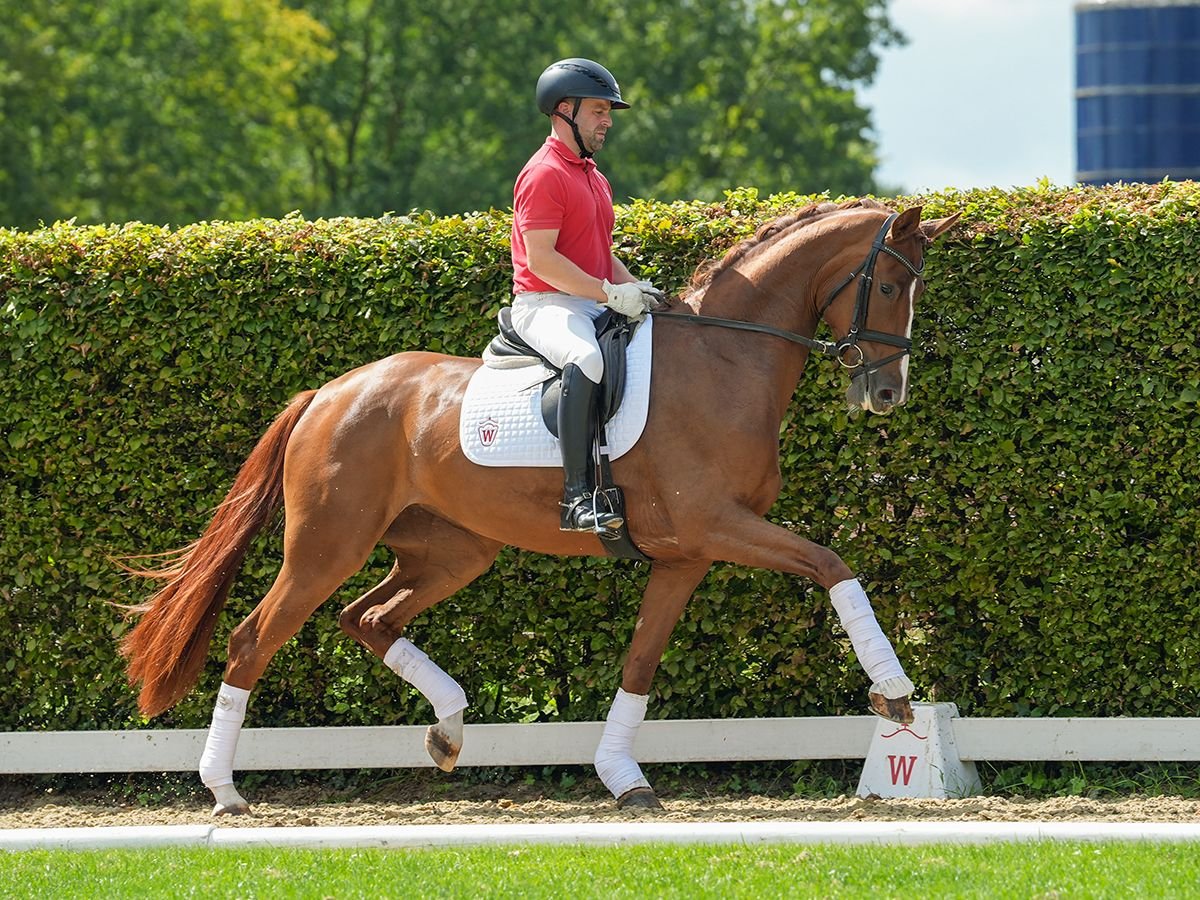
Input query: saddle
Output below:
<box><xmin>483</xmin><ymin>307</ymin><xmax>649</xmax><ymax>562</ymax></box>
<box><xmin>485</xmin><ymin>306</ymin><xmax>640</xmax><ymax>436</ymax></box>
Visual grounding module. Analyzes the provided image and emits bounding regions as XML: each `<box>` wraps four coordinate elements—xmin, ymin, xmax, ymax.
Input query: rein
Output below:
<box><xmin>651</xmin><ymin>213</ymin><xmax>924</xmax><ymax>379</ymax></box>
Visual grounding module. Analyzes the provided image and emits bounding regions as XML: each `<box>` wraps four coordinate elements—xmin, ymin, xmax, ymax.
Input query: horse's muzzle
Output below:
<box><xmin>846</xmin><ymin>375</ymin><xmax>906</xmax><ymax>416</ymax></box>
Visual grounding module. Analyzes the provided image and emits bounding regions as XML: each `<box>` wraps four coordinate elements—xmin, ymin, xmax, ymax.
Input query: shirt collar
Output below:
<box><xmin>545</xmin><ymin>135</ymin><xmax>595</xmax><ymax>171</ymax></box>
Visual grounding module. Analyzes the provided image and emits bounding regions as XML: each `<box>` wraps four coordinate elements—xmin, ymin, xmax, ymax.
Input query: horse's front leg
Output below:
<box><xmin>698</xmin><ymin>511</ymin><xmax>914</xmax><ymax>723</ymax></box>
<box><xmin>597</xmin><ymin>560</ymin><xmax>711</xmax><ymax>809</ymax></box>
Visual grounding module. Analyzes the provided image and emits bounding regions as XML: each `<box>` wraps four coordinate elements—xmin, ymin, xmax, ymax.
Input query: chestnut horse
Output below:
<box><xmin>120</xmin><ymin>199</ymin><xmax>958</xmax><ymax>813</ymax></box>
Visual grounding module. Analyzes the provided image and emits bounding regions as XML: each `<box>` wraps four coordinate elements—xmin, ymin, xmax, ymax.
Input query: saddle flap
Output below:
<box><xmin>594</xmin><ymin>310</ymin><xmax>634</xmax><ymax>424</ymax></box>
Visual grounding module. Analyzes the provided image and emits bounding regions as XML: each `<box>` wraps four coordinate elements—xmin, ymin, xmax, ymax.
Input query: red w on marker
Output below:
<box><xmin>888</xmin><ymin>754</ymin><xmax>918</xmax><ymax>786</ymax></box>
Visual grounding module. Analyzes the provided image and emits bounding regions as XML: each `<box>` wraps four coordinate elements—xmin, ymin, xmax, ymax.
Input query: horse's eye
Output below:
<box><xmin>879</xmin><ymin>283</ymin><xmax>895</xmax><ymax>296</ymax></box>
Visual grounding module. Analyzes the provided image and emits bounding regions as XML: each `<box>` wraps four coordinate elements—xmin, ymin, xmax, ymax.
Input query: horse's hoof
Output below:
<box><xmin>425</xmin><ymin>724</ymin><xmax>461</xmax><ymax>772</ymax></box>
<box><xmin>616</xmin><ymin>787</ymin><xmax>663</xmax><ymax>810</ymax></box>
<box><xmin>212</xmin><ymin>801</ymin><xmax>251</xmax><ymax>816</ymax></box>
<box><xmin>210</xmin><ymin>784</ymin><xmax>250</xmax><ymax>816</ymax></box>
<box><xmin>869</xmin><ymin>691</ymin><xmax>914</xmax><ymax>724</ymax></box>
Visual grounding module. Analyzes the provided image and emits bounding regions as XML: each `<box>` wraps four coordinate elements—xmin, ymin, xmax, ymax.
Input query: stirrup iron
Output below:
<box><xmin>561</xmin><ymin>491</ymin><xmax>624</xmax><ymax>534</ymax></box>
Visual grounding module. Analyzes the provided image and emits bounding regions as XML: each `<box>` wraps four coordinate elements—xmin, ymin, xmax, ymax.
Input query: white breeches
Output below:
<box><xmin>510</xmin><ymin>292</ymin><xmax>606</xmax><ymax>384</ymax></box>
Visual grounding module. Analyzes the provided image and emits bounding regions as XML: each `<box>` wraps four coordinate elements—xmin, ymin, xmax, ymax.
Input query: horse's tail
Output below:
<box><xmin>118</xmin><ymin>390</ymin><xmax>319</xmax><ymax>718</ymax></box>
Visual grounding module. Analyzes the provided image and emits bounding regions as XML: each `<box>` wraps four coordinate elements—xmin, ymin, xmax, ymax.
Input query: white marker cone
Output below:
<box><xmin>856</xmin><ymin>702</ymin><xmax>982</xmax><ymax>799</ymax></box>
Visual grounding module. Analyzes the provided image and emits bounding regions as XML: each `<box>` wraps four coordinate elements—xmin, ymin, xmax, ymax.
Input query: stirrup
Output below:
<box><xmin>560</xmin><ymin>494</ymin><xmax>624</xmax><ymax>534</ymax></box>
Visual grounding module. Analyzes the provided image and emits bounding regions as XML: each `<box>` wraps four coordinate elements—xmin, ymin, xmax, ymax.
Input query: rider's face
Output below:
<box><xmin>564</xmin><ymin>99</ymin><xmax>613</xmax><ymax>155</ymax></box>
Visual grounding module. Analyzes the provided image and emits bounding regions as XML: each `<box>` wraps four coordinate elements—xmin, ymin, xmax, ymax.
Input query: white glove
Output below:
<box><xmin>634</xmin><ymin>281</ymin><xmax>668</xmax><ymax>309</ymax></box>
<box><xmin>602</xmin><ymin>280</ymin><xmax>657</xmax><ymax>321</ymax></box>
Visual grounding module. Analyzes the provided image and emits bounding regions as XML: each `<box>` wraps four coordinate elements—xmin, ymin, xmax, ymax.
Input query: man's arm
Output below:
<box><xmin>523</xmin><ymin>229</ymin><xmax>611</xmax><ymax>302</ymax></box>
<box><xmin>610</xmin><ymin>254</ymin><xmax>637</xmax><ymax>285</ymax></box>
<box><xmin>520</xmin><ymin>229</ymin><xmax>643</xmax><ymax>303</ymax></box>
<box><xmin>523</xmin><ymin>229</ymin><xmax>655</xmax><ymax>319</ymax></box>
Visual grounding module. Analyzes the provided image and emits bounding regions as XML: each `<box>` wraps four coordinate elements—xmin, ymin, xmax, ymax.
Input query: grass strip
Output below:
<box><xmin>5</xmin><ymin>841</ymin><xmax>1200</xmax><ymax>898</ymax></box>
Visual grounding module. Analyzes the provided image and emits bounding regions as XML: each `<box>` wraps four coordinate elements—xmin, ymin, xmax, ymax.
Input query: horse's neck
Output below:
<box><xmin>696</xmin><ymin>235</ymin><xmax>822</xmax><ymax>338</ymax></box>
<box><xmin>689</xmin><ymin>249</ymin><xmax>824</xmax><ymax>424</ymax></box>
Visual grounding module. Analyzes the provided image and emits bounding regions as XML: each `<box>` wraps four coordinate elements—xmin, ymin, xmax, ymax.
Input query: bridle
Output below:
<box><xmin>817</xmin><ymin>212</ymin><xmax>925</xmax><ymax>378</ymax></box>
<box><xmin>651</xmin><ymin>213</ymin><xmax>925</xmax><ymax>380</ymax></box>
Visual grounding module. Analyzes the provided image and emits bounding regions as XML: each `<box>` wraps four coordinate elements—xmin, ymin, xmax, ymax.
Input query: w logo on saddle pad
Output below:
<box><xmin>459</xmin><ymin>317</ymin><xmax>654</xmax><ymax>467</ymax></box>
<box><xmin>477</xmin><ymin>417</ymin><xmax>500</xmax><ymax>448</ymax></box>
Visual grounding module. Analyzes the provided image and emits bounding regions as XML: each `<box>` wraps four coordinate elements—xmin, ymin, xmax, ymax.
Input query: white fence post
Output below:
<box><xmin>856</xmin><ymin>702</ymin><xmax>981</xmax><ymax>799</ymax></box>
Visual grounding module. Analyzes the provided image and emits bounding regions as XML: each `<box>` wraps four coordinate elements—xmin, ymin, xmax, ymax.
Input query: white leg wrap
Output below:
<box><xmin>829</xmin><ymin>578</ymin><xmax>914</xmax><ymax>699</ymax></box>
<box><xmin>384</xmin><ymin>638</ymin><xmax>468</xmax><ymax>720</ymax></box>
<box><xmin>594</xmin><ymin>688</ymin><xmax>652</xmax><ymax>799</ymax></box>
<box><xmin>198</xmin><ymin>683</ymin><xmax>250</xmax><ymax>789</ymax></box>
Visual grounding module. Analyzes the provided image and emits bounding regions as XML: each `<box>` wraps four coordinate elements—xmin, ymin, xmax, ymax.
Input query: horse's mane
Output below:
<box><xmin>685</xmin><ymin>197</ymin><xmax>891</xmax><ymax>299</ymax></box>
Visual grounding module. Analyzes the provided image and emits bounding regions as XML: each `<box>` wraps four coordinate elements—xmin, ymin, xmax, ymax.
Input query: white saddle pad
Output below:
<box><xmin>460</xmin><ymin>316</ymin><xmax>653</xmax><ymax>467</ymax></box>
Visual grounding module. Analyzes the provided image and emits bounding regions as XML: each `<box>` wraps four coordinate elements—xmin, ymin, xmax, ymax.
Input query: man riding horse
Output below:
<box><xmin>508</xmin><ymin>58</ymin><xmax>664</xmax><ymax>535</ymax></box>
<box><xmin>118</xmin><ymin>54</ymin><xmax>959</xmax><ymax>813</ymax></box>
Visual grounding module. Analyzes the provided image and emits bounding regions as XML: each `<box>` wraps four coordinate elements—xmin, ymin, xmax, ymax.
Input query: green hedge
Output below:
<box><xmin>2</xmin><ymin>182</ymin><xmax>1199</xmax><ymax>732</ymax></box>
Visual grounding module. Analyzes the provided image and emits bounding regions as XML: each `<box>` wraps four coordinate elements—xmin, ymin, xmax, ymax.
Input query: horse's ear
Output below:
<box><xmin>889</xmin><ymin>206</ymin><xmax>924</xmax><ymax>242</ymax></box>
<box><xmin>919</xmin><ymin>211</ymin><xmax>961</xmax><ymax>243</ymax></box>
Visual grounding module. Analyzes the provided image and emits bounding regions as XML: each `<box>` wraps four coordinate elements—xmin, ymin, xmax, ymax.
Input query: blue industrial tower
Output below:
<box><xmin>1075</xmin><ymin>0</ymin><xmax>1200</xmax><ymax>184</ymax></box>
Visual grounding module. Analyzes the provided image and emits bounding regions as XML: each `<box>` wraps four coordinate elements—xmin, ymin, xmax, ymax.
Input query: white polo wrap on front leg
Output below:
<box><xmin>198</xmin><ymin>682</ymin><xmax>250</xmax><ymax>789</ymax></box>
<box><xmin>384</xmin><ymin>637</ymin><xmax>468</xmax><ymax>720</ymax></box>
<box><xmin>829</xmin><ymin>578</ymin><xmax>914</xmax><ymax>700</ymax></box>
<box><xmin>594</xmin><ymin>688</ymin><xmax>652</xmax><ymax>799</ymax></box>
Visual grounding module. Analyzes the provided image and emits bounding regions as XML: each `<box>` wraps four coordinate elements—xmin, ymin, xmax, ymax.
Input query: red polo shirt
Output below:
<box><xmin>511</xmin><ymin>136</ymin><xmax>616</xmax><ymax>295</ymax></box>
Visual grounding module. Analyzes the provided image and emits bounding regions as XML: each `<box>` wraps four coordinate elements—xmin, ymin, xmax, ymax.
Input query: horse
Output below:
<box><xmin>119</xmin><ymin>198</ymin><xmax>959</xmax><ymax>813</ymax></box>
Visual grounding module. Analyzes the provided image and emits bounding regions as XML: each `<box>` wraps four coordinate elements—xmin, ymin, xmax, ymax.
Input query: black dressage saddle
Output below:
<box><xmin>484</xmin><ymin>306</ymin><xmax>649</xmax><ymax>561</ymax></box>
<box><xmin>486</xmin><ymin>306</ymin><xmax>640</xmax><ymax>436</ymax></box>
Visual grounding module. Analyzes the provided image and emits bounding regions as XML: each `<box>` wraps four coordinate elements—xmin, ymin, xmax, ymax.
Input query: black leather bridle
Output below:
<box><xmin>651</xmin><ymin>213</ymin><xmax>925</xmax><ymax>380</ymax></box>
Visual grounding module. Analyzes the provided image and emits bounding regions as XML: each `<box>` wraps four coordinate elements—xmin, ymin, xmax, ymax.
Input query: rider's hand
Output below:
<box><xmin>633</xmin><ymin>281</ymin><xmax>669</xmax><ymax>310</ymax></box>
<box><xmin>602</xmin><ymin>280</ymin><xmax>657</xmax><ymax>320</ymax></box>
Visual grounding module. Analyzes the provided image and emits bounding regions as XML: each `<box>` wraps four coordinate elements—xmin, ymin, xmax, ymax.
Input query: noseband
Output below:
<box><xmin>651</xmin><ymin>212</ymin><xmax>924</xmax><ymax>379</ymax></box>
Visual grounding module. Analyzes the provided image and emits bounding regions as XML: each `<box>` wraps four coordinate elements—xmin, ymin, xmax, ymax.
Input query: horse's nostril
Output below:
<box><xmin>876</xmin><ymin>388</ymin><xmax>896</xmax><ymax>405</ymax></box>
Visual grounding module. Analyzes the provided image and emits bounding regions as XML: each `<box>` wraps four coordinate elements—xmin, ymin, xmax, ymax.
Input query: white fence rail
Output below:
<box><xmin>5</xmin><ymin>716</ymin><xmax>1199</xmax><ymax>775</ymax></box>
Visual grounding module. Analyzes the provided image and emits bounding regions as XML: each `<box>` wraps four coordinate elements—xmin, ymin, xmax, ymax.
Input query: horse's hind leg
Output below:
<box><xmin>338</xmin><ymin>507</ymin><xmax>502</xmax><ymax>772</ymax></box>
<box><xmin>200</xmin><ymin>533</ymin><xmax>382</xmax><ymax>815</ymax></box>
<box><xmin>199</xmin><ymin>444</ymin><xmax>408</xmax><ymax>815</ymax></box>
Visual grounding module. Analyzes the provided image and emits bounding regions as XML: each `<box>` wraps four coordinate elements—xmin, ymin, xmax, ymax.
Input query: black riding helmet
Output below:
<box><xmin>536</xmin><ymin>58</ymin><xmax>629</xmax><ymax>158</ymax></box>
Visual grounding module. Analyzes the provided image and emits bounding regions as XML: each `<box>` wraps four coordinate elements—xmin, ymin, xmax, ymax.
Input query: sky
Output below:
<box><xmin>860</xmin><ymin>0</ymin><xmax>1077</xmax><ymax>193</ymax></box>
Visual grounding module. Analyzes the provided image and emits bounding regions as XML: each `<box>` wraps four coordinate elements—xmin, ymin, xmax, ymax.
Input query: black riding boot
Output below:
<box><xmin>558</xmin><ymin>363</ymin><xmax>623</xmax><ymax>534</ymax></box>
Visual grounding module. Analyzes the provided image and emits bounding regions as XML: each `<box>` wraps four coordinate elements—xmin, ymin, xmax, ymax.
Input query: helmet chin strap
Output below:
<box><xmin>553</xmin><ymin>99</ymin><xmax>593</xmax><ymax>158</ymax></box>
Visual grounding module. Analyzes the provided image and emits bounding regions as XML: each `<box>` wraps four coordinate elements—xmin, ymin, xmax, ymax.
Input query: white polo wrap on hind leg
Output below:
<box><xmin>594</xmin><ymin>688</ymin><xmax>652</xmax><ymax>798</ymax></box>
<box><xmin>829</xmin><ymin>578</ymin><xmax>914</xmax><ymax>700</ymax></box>
<box><xmin>384</xmin><ymin>637</ymin><xmax>468</xmax><ymax>719</ymax></box>
<box><xmin>199</xmin><ymin>682</ymin><xmax>250</xmax><ymax>789</ymax></box>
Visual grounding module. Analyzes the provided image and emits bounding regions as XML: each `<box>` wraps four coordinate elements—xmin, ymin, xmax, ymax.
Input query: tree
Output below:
<box><xmin>288</xmin><ymin>0</ymin><xmax>580</xmax><ymax>217</ymax></box>
<box><xmin>0</xmin><ymin>0</ymin><xmax>332</xmax><ymax>228</ymax></box>
<box><xmin>604</xmin><ymin>0</ymin><xmax>901</xmax><ymax>202</ymax></box>
<box><xmin>0</xmin><ymin>0</ymin><xmax>900</xmax><ymax>226</ymax></box>
<box><xmin>0</xmin><ymin>8</ymin><xmax>75</xmax><ymax>227</ymax></box>
<box><xmin>289</xmin><ymin>0</ymin><xmax>900</xmax><ymax>215</ymax></box>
